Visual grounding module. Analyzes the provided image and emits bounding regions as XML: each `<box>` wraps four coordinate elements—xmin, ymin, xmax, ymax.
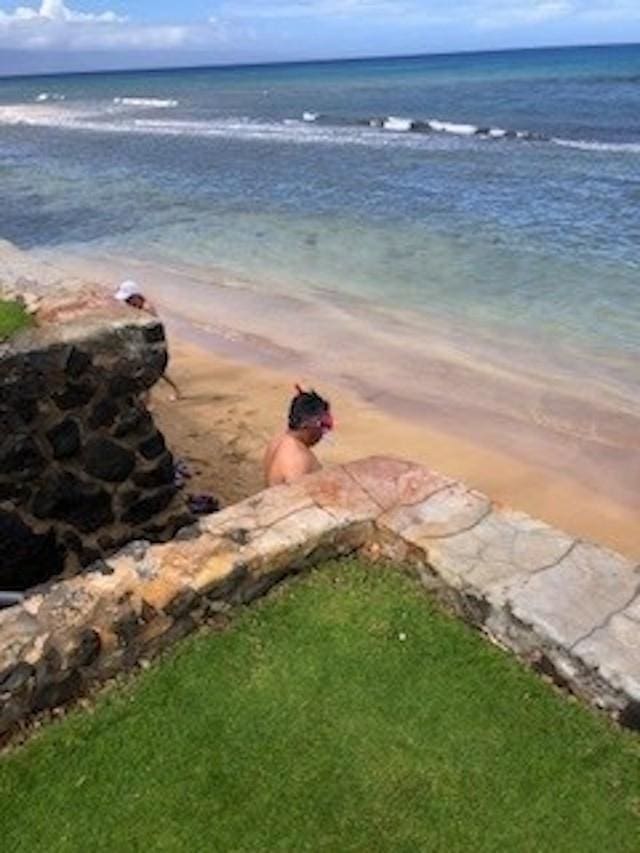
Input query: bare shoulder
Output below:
<box><xmin>263</xmin><ymin>432</ymin><xmax>285</xmax><ymax>466</ymax></box>
<box><xmin>264</xmin><ymin>433</ymin><xmax>319</xmax><ymax>486</ymax></box>
<box><xmin>263</xmin><ymin>432</ymin><xmax>287</xmax><ymax>483</ymax></box>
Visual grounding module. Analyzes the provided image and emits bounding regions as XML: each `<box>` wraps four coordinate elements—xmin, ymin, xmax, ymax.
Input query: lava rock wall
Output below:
<box><xmin>0</xmin><ymin>267</ymin><xmax>191</xmax><ymax>590</ymax></box>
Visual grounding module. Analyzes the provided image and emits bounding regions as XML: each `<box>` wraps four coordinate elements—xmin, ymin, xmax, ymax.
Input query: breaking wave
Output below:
<box><xmin>551</xmin><ymin>137</ymin><xmax>640</xmax><ymax>154</ymax></box>
<box><xmin>0</xmin><ymin>102</ymin><xmax>637</xmax><ymax>155</ymax></box>
<box><xmin>295</xmin><ymin>111</ymin><xmax>640</xmax><ymax>152</ymax></box>
<box><xmin>113</xmin><ymin>97</ymin><xmax>178</xmax><ymax>108</ymax></box>
<box><xmin>34</xmin><ymin>92</ymin><xmax>65</xmax><ymax>102</ymax></box>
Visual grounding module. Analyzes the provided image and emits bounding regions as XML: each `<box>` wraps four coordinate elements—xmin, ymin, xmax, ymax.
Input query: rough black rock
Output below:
<box><xmin>108</xmin><ymin>373</ymin><xmax>143</xmax><ymax>397</ymax></box>
<box><xmin>0</xmin><ymin>435</ymin><xmax>46</xmax><ymax>476</ymax></box>
<box><xmin>59</xmin><ymin>530</ymin><xmax>99</xmax><ymax>566</ymax></box>
<box><xmin>52</xmin><ymin>381</ymin><xmax>96</xmax><ymax>411</ymax></box>
<box><xmin>32</xmin><ymin>472</ymin><xmax>114</xmax><ymax>532</ymax></box>
<box><xmin>46</xmin><ymin>418</ymin><xmax>81</xmax><ymax>460</ymax></box>
<box><xmin>143</xmin><ymin>323</ymin><xmax>165</xmax><ymax>344</ymax></box>
<box><xmin>13</xmin><ymin>395</ymin><xmax>39</xmax><ymax>425</ymax></box>
<box><xmin>133</xmin><ymin>452</ymin><xmax>175</xmax><ymax>488</ymax></box>
<box><xmin>0</xmin><ymin>510</ymin><xmax>64</xmax><ymax>590</ymax></box>
<box><xmin>63</xmin><ymin>346</ymin><xmax>92</xmax><ymax>378</ymax></box>
<box><xmin>114</xmin><ymin>404</ymin><xmax>153</xmax><ymax>439</ymax></box>
<box><xmin>121</xmin><ymin>486</ymin><xmax>176</xmax><ymax>524</ymax></box>
<box><xmin>84</xmin><ymin>437</ymin><xmax>136</xmax><ymax>483</ymax></box>
<box><xmin>138</xmin><ymin>432</ymin><xmax>166</xmax><ymax>461</ymax></box>
<box><xmin>0</xmin><ymin>480</ymin><xmax>32</xmax><ymax>502</ymax></box>
<box><xmin>88</xmin><ymin>397</ymin><xmax>119</xmax><ymax>430</ymax></box>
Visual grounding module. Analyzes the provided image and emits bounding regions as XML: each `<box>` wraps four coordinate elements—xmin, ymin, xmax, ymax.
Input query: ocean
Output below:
<box><xmin>0</xmin><ymin>43</ymin><xmax>639</xmax><ymax>504</ymax></box>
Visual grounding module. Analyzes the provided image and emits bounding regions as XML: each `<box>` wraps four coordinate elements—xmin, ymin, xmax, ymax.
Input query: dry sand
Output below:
<box><xmin>153</xmin><ymin>338</ymin><xmax>640</xmax><ymax>560</ymax></box>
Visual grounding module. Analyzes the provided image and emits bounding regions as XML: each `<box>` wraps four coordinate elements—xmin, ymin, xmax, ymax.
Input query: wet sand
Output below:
<box><xmin>36</xmin><ymin>247</ymin><xmax>640</xmax><ymax>560</ymax></box>
<box><xmin>145</xmin><ymin>337</ymin><xmax>638</xmax><ymax>560</ymax></box>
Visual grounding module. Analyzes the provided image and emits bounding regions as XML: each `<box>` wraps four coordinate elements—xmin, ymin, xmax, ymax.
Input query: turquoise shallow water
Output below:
<box><xmin>0</xmin><ymin>44</ymin><xmax>638</xmax><ymax>392</ymax></box>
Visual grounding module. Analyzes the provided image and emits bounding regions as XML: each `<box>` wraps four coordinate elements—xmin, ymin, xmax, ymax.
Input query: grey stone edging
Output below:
<box><xmin>1</xmin><ymin>455</ymin><xmax>638</xmax><ymax>740</ymax></box>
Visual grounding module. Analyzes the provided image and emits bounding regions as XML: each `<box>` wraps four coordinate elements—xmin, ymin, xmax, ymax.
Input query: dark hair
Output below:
<box><xmin>288</xmin><ymin>388</ymin><xmax>329</xmax><ymax>430</ymax></box>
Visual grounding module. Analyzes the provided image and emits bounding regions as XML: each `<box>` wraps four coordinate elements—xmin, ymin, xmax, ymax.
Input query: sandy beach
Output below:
<box><xmin>32</xmin><ymin>247</ymin><xmax>639</xmax><ymax>560</ymax></box>
<box><xmin>147</xmin><ymin>338</ymin><xmax>637</xmax><ymax>560</ymax></box>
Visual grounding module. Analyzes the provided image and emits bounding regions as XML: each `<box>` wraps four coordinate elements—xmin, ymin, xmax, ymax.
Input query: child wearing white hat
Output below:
<box><xmin>115</xmin><ymin>280</ymin><xmax>155</xmax><ymax>313</ymax></box>
<box><xmin>115</xmin><ymin>280</ymin><xmax>181</xmax><ymax>401</ymax></box>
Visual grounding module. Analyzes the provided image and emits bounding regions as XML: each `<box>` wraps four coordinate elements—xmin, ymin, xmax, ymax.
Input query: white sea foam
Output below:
<box><xmin>133</xmin><ymin>116</ymin><xmax>358</xmax><ymax>144</ymax></box>
<box><xmin>428</xmin><ymin>119</ymin><xmax>477</xmax><ymax>136</ymax></box>
<box><xmin>0</xmin><ymin>107</ymin><xmax>477</xmax><ymax>164</ymax></box>
<box><xmin>552</xmin><ymin>137</ymin><xmax>640</xmax><ymax>154</ymax></box>
<box><xmin>383</xmin><ymin>116</ymin><xmax>414</xmax><ymax>132</ymax></box>
<box><xmin>0</xmin><ymin>105</ymin><xmax>538</xmax><ymax>153</ymax></box>
<box><xmin>3</xmin><ymin>102</ymin><xmax>636</xmax><ymax>157</ymax></box>
<box><xmin>303</xmin><ymin>111</ymin><xmax>318</xmax><ymax>122</ymax></box>
<box><xmin>133</xmin><ymin>118</ymin><xmax>211</xmax><ymax>133</ymax></box>
<box><xmin>0</xmin><ymin>105</ymin><xmax>79</xmax><ymax>127</ymax></box>
<box><xmin>133</xmin><ymin>117</ymin><xmax>389</xmax><ymax>149</ymax></box>
<box><xmin>113</xmin><ymin>97</ymin><xmax>178</xmax><ymax>108</ymax></box>
<box><xmin>35</xmin><ymin>92</ymin><xmax>65</xmax><ymax>102</ymax></box>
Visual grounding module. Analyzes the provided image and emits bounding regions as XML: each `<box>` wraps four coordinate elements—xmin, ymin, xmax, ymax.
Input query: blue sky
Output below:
<box><xmin>0</xmin><ymin>1</ymin><xmax>639</xmax><ymax>74</ymax></box>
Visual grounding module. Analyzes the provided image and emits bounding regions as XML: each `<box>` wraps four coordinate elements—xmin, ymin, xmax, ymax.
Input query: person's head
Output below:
<box><xmin>288</xmin><ymin>385</ymin><xmax>333</xmax><ymax>446</ymax></box>
<box><xmin>126</xmin><ymin>293</ymin><xmax>146</xmax><ymax>310</ymax></box>
<box><xmin>115</xmin><ymin>280</ymin><xmax>144</xmax><ymax>310</ymax></box>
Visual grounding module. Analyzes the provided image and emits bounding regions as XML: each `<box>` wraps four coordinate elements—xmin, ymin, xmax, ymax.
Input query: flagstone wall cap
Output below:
<box><xmin>2</xmin><ymin>454</ymin><xmax>640</xmax><ymax>737</ymax></box>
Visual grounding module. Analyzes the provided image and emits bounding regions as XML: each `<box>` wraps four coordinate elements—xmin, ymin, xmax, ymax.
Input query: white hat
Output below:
<box><xmin>115</xmin><ymin>280</ymin><xmax>142</xmax><ymax>302</ymax></box>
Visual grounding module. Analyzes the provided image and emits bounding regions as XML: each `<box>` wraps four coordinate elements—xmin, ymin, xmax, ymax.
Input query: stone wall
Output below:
<box><xmin>1</xmin><ymin>456</ymin><xmax>638</xmax><ymax>742</ymax></box>
<box><xmin>0</xmin><ymin>243</ymin><xmax>191</xmax><ymax>590</ymax></box>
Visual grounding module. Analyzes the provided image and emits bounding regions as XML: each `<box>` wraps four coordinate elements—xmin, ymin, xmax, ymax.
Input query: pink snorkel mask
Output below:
<box><xmin>319</xmin><ymin>410</ymin><xmax>334</xmax><ymax>434</ymax></box>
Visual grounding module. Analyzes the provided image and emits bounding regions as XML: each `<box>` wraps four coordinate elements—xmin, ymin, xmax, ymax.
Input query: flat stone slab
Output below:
<box><xmin>200</xmin><ymin>481</ymin><xmax>315</xmax><ymax>538</ymax></box>
<box><xmin>303</xmin><ymin>465</ymin><xmax>382</xmax><ymax>523</ymax></box>
<box><xmin>379</xmin><ymin>483</ymin><xmax>490</xmax><ymax>545</ymax></box>
<box><xmin>1</xmin><ymin>455</ymin><xmax>639</xmax><ymax>738</ymax></box>
<box><xmin>345</xmin><ymin>456</ymin><xmax>453</xmax><ymax>512</ymax></box>
<box><xmin>422</xmin><ymin>508</ymin><xmax>575</xmax><ymax>601</ymax></box>
<box><xmin>573</xmin><ymin>608</ymin><xmax>640</xmax><ymax>702</ymax></box>
<box><xmin>507</xmin><ymin>542</ymin><xmax>640</xmax><ymax>648</ymax></box>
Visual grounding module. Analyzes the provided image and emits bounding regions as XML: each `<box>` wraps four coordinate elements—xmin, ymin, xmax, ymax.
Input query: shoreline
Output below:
<box><xmin>33</xmin><ymin>245</ymin><xmax>640</xmax><ymax>559</ymax></box>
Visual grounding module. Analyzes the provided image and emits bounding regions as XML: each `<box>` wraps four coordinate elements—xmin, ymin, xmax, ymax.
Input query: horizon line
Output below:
<box><xmin>0</xmin><ymin>39</ymin><xmax>639</xmax><ymax>82</ymax></box>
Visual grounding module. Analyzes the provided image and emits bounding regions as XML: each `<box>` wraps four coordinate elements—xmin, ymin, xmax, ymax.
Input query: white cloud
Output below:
<box><xmin>0</xmin><ymin>0</ymin><xmax>638</xmax><ymax>54</ymax></box>
<box><xmin>0</xmin><ymin>0</ymin><xmax>125</xmax><ymax>24</ymax></box>
<box><xmin>0</xmin><ymin>1</ymin><xmax>230</xmax><ymax>49</ymax></box>
<box><xmin>220</xmin><ymin>1</ymin><xmax>431</xmax><ymax>20</ymax></box>
<box><xmin>220</xmin><ymin>0</ymin><xmax>640</xmax><ymax>27</ymax></box>
<box><xmin>474</xmin><ymin>1</ymin><xmax>574</xmax><ymax>30</ymax></box>
<box><xmin>39</xmin><ymin>0</ymin><xmax>121</xmax><ymax>21</ymax></box>
<box><xmin>470</xmin><ymin>0</ymin><xmax>638</xmax><ymax>31</ymax></box>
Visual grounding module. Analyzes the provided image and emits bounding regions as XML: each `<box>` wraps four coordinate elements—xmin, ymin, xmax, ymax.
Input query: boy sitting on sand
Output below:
<box><xmin>115</xmin><ymin>280</ymin><xmax>181</xmax><ymax>401</ymax></box>
<box><xmin>264</xmin><ymin>386</ymin><xmax>333</xmax><ymax>486</ymax></box>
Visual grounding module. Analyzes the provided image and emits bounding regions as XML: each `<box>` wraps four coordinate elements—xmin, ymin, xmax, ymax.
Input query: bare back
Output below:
<box><xmin>263</xmin><ymin>432</ymin><xmax>321</xmax><ymax>486</ymax></box>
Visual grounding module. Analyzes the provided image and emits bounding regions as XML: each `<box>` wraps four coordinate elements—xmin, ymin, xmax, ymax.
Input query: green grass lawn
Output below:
<box><xmin>0</xmin><ymin>298</ymin><xmax>31</xmax><ymax>340</ymax></box>
<box><xmin>1</xmin><ymin>560</ymin><xmax>638</xmax><ymax>852</ymax></box>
